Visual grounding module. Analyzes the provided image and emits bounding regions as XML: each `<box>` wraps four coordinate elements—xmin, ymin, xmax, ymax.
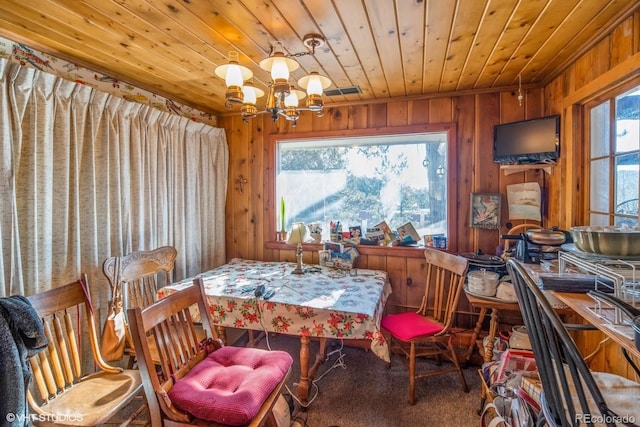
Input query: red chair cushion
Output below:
<box><xmin>381</xmin><ymin>312</ymin><xmax>444</xmax><ymax>341</ymax></box>
<box><xmin>168</xmin><ymin>346</ymin><xmax>292</xmax><ymax>426</ymax></box>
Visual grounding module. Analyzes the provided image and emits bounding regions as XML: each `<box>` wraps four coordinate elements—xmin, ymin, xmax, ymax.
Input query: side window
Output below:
<box><xmin>276</xmin><ymin>132</ymin><xmax>449</xmax><ymax>242</ymax></box>
<box><xmin>588</xmin><ymin>86</ymin><xmax>640</xmax><ymax>227</ymax></box>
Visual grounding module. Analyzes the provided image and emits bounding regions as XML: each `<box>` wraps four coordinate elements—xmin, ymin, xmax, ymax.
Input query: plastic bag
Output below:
<box><xmin>481</xmin><ymin>392</ymin><xmax>534</xmax><ymax>427</ymax></box>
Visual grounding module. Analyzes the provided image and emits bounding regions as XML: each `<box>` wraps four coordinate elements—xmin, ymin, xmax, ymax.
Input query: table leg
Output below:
<box><xmin>215</xmin><ymin>325</ymin><xmax>227</xmax><ymax>344</ymax></box>
<box><xmin>308</xmin><ymin>337</ymin><xmax>327</xmax><ymax>380</ymax></box>
<box><xmin>247</xmin><ymin>330</ymin><xmax>266</xmax><ymax>347</ymax></box>
<box><xmin>297</xmin><ymin>336</ymin><xmax>328</xmax><ymax>406</ymax></box>
<box><xmin>485</xmin><ymin>309</ymin><xmax>500</xmax><ymax>363</ymax></box>
<box><xmin>465</xmin><ymin>306</ymin><xmax>488</xmax><ymax>364</ymax></box>
<box><xmin>298</xmin><ymin>336</ymin><xmax>311</xmax><ymax>405</ymax></box>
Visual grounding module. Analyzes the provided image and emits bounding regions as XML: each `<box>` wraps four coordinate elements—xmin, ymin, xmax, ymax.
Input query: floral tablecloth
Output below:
<box><xmin>158</xmin><ymin>258</ymin><xmax>393</xmax><ymax>361</ymax></box>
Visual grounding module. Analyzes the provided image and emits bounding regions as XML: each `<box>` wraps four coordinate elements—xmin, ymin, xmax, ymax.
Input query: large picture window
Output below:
<box><xmin>276</xmin><ymin>132</ymin><xmax>449</xmax><ymax>242</ymax></box>
<box><xmin>588</xmin><ymin>85</ymin><xmax>640</xmax><ymax>227</ymax></box>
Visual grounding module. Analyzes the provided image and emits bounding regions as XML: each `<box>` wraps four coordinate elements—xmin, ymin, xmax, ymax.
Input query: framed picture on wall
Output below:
<box><xmin>470</xmin><ymin>193</ymin><xmax>501</xmax><ymax>229</ymax></box>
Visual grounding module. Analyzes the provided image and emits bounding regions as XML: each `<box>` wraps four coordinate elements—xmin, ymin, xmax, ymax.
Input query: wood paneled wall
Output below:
<box><xmin>220</xmin><ymin>89</ymin><xmax>548</xmax><ymax>264</ymax></box>
<box><xmin>544</xmin><ymin>11</ymin><xmax>640</xmax><ymax>231</ymax></box>
<box><xmin>220</xmin><ymin>10</ymin><xmax>640</xmax><ymax>377</ymax></box>
<box><xmin>219</xmin><ymin>89</ymin><xmax>548</xmax><ymax>344</ymax></box>
<box><xmin>541</xmin><ymin>10</ymin><xmax>640</xmax><ymax>380</ymax></box>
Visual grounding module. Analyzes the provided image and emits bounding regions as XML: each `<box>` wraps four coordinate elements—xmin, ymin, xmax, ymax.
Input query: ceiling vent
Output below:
<box><xmin>324</xmin><ymin>85</ymin><xmax>362</xmax><ymax>96</ymax></box>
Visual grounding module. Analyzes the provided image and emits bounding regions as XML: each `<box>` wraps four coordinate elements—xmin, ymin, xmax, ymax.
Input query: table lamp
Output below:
<box><xmin>288</xmin><ymin>222</ymin><xmax>307</xmax><ymax>274</ymax></box>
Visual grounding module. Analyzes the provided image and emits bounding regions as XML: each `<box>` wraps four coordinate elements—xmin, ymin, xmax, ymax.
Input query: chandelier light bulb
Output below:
<box><xmin>260</xmin><ymin>41</ymin><xmax>299</xmax><ymax>83</ymax></box>
<box><xmin>241</xmin><ymin>80</ymin><xmax>264</xmax><ymax>104</ymax></box>
<box><xmin>241</xmin><ymin>82</ymin><xmax>264</xmax><ymax>119</ymax></box>
<box><xmin>284</xmin><ymin>90</ymin><xmax>299</xmax><ymax>108</ymax></box>
<box><xmin>215</xmin><ymin>51</ymin><xmax>252</xmax><ymax>85</ymax></box>
<box><xmin>298</xmin><ymin>70</ymin><xmax>330</xmax><ymax>96</ymax></box>
<box><xmin>298</xmin><ymin>70</ymin><xmax>331</xmax><ymax>110</ymax></box>
<box><xmin>214</xmin><ymin>51</ymin><xmax>253</xmax><ymax>104</ymax></box>
<box><xmin>225</xmin><ymin>63</ymin><xmax>244</xmax><ymax>88</ymax></box>
<box><xmin>270</xmin><ymin>56</ymin><xmax>290</xmax><ymax>81</ymax></box>
<box><xmin>242</xmin><ymin>85</ymin><xmax>257</xmax><ymax>105</ymax></box>
<box><xmin>305</xmin><ymin>74</ymin><xmax>323</xmax><ymax>96</ymax></box>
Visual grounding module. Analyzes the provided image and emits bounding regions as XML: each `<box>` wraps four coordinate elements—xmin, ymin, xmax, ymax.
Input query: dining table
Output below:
<box><xmin>157</xmin><ymin>258</ymin><xmax>393</xmax><ymax>405</ymax></box>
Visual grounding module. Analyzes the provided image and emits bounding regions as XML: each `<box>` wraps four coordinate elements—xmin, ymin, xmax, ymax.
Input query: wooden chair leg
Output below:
<box><xmin>263</xmin><ymin>410</ymin><xmax>278</xmax><ymax>427</ymax></box>
<box><xmin>409</xmin><ymin>342</ymin><xmax>416</xmax><ymax>405</ymax></box>
<box><xmin>449</xmin><ymin>341</ymin><xmax>469</xmax><ymax>393</ymax></box>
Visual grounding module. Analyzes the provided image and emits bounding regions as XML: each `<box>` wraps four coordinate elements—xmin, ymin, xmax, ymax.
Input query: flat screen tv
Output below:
<box><xmin>493</xmin><ymin>115</ymin><xmax>560</xmax><ymax>165</ymax></box>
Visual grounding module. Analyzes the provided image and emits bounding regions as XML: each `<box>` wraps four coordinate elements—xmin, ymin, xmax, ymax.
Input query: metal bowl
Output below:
<box><xmin>570</xmin><ymin>226</ymin><xmax>640</xmax><ymax>257</ymax></box>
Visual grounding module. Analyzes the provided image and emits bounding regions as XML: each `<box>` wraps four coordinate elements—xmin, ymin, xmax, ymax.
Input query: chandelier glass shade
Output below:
<box><xmin>215</xmin><ymin>35</ymin><xmax>332</xmax><ymax>125</ymax></box>
<box><xmin>213</xmin><ymin>51</ymin><xmax>253</xmax><ymax>104</ymax></box>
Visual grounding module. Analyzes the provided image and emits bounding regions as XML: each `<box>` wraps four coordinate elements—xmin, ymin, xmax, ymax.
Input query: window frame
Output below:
<box><xmin>584</xmin><ymin>78</ymin><xmax>640</xmax><ymax>226</ymax></box>
<box><xmin>266</xmin><ymin>123</ymin><xmax>459</xmax><ymax>252</ymax></box>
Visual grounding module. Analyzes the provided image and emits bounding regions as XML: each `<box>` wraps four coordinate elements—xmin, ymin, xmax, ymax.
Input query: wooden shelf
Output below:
<box><xmin>265</xmin><ymin>240</ymin><xmax>431</xmax><ymax>258</ymax></box>
<box><xmin>500</xmin><ymin>163</ymin><xmax>554</xmax><ymax>175</ymax></box>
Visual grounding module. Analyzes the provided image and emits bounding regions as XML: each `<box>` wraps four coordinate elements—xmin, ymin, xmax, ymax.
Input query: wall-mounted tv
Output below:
<box><xmin>493</xmin><ymin>115</ymin><xmax>560</xmax><ymax>165</ymax></box>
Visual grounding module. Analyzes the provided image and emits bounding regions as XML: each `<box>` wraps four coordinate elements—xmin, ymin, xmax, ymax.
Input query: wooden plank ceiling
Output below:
<box><xmin>0</xmin><ymin>0</ymin><xmax>637</xmax><ymax>117</ymax></box>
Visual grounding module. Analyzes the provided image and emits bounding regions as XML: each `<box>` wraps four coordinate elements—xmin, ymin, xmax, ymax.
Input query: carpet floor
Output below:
<box><xmin>250</xmin><ymin>333</ymin><xmax>483</xmax><ymax>427</ymax></box>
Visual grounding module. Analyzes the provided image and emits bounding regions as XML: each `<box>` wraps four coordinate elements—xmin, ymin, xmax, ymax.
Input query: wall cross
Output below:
<box><xmin>235</xmin><ymin>174</ymin><xmax>248</xmax><ymax>193</ymax></box>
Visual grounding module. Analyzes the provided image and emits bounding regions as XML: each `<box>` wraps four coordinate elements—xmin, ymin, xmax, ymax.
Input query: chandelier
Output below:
<box><xmin>214</xmin><ymin>34</ymin><xmax>332</xmax><ymax>126</ymax></box>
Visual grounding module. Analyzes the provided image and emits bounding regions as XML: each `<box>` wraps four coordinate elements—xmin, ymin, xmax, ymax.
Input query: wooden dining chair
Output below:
<box><xmin>103</xmin><ymin>245</ymin><xmax>178</xmax><ymax>367</ymax></box>
<box><xmin>127</xmin><ymin>276</ymin><xmax>293</xmax><ymax>426</ymax></box>
<box><xmin>381</xmin><ymin>248</ymin><xmax>470</xmax><ymax>405</ymax></box>
<box><xmin>103</xmin><ymin>246</ymin><xmax>178</xmax><ymax>313</ymax></box>
<box><xmin>26</xmin><ymin>276</ymin><xmax>144</xmax><ymax>426</ymax></box>
<box><xmin>506</xmin><ymin>259</ymin><xmax>640</xmax><ymax>427</ymax></box>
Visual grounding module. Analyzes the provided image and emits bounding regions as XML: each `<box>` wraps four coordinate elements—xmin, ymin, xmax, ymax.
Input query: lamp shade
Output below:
<box><xmin>242</xmin><ymin>83</ymin><xmax>265</xmax><ymax>105</ymax></box>
<box><xmin>298</xmin><ymin>71</ymin><xmax>331</xmax><ymax>96</ymax></box>
<box><xmin>287</xmin><ymin>222</ymin><xmax>307</xmax><ymax>245</ymax></box>
<box><xmin>224</xmin><ymin>64</ymin><xmax>245</xmax><ymax>87</ymax></box>
<box><xmin>284</xmin><ymin>89</ymin><xmax>306</xmax><ymax>108</ymax></box>
<box><xmin>214</xmin><ymin>51</ymin><xmax>253</xmax><ymax>86</ymax></box>
<box><xmin>259</xmin><ymin>42</ymin><xmax>299</xmax><ymax>81</ymax></box>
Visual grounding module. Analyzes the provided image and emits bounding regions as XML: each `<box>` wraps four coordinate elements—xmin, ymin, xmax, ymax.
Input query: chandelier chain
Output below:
<box><xmin>289</xmin><ymin>50</ymin><xmax>314</xmax><ymax>58</ymax></box>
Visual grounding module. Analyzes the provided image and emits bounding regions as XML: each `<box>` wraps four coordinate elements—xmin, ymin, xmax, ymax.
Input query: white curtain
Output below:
<box><xmin>0</xmin><ymin>58</ymin><xmax>228</xmax><ymax>314</ymax></box>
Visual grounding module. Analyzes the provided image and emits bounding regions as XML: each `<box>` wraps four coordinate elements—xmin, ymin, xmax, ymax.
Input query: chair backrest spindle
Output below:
<box><xmin>27</xmin><ymin>278</ymin><xmax>96</xmax><ymax>404</ymax></box>
<box><xmin>420</xmin><ymin>249</ymin><xmax>468</xmax><ymax>327</ymax></box>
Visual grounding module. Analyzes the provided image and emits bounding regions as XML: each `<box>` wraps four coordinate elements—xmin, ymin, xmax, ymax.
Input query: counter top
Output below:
<box><xmin>552</xmin><ymin>291</ymin><xmax>639</xmax><ymax>360</ymax></box>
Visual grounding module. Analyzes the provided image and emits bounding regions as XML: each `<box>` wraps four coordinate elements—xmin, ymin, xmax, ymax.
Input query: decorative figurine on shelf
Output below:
<box><xmin>308</xmin><ymin>222</ymin><xmax>322</xmax><ymax>243</ymax></box>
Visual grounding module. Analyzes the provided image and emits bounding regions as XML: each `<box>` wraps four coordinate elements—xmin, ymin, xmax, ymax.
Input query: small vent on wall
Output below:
<box><xmin>324</xmin><ymin>85</ymin><xmax>362</xmax><ymax>96</ymax></box>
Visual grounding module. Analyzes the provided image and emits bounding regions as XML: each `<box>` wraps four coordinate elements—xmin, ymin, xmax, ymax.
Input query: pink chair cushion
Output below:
<box><xmin>168</xmin><ymin>346</ymin><xmax>292</xmax><ymax>426</ymax></box>
<box><xmin>381</xmin><ymin>312</ymin><xmax>444</xmax><ymax>341</ymax></box>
